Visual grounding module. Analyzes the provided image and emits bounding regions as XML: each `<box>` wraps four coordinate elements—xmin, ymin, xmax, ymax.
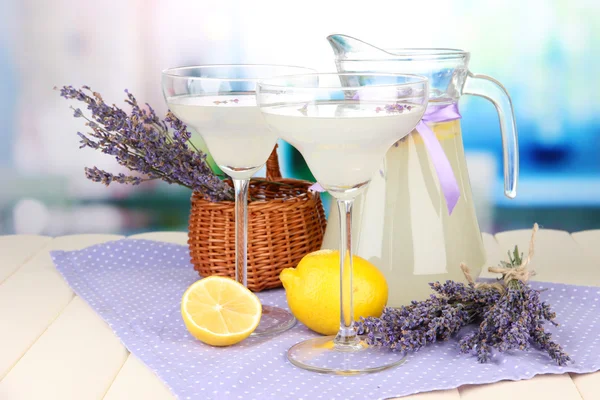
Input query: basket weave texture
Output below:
<box><xmin>188</xmin><ymin>145</ymin><xmax>326</xmax><ymax>292</ymax></box>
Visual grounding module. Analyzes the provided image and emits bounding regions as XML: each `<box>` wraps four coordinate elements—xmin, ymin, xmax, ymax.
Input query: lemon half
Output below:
<box><xmin>181</xmin><ymin>276</ymin><xmax>262</xmax><ymax>346</ymax></box>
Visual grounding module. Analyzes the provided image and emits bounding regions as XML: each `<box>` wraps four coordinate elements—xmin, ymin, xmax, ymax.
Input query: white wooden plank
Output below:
<box><xmin>0</xmin><ymin>234</ymin><xmax>123</xmax><ymax>379</ymax></box>
<box><xmin>128</xmin><ymin>231</ymin><xmax>188</xmax><ymax>245</ymax></box>
<box><xmin>0</xmin><ymin>297</ymin><xmax>128</xmax><ymax>400</ymax></box>
<box><xmin>103</xmin><ymin>355</ymin><xmax>174</xmax><ymax>400</ymax></box>
<box><xmin>571</xmin><ymin>230</ymin><xmax>600</xmax><ymax>256</ymax></box>
<box><xmin>571</xmin><ymin>230</ymin><xmax>600</xmax><ymax>249</ymax></box>
<box><xmin>0</xmin><ymin>235</ymin><xmax>51</xmax><ymax>283</ymax></box>
<box><xmin>570</xmin><ymin>372</ymin><xmax>600</xmax><ymax>400</ymax></box>
<box><xmin>458</xmin><ymin>374</ymin><xmax>582</xmax><ymax>400</ymax></box>
<box><xmin>495</xmin><ymin>228</ymin><xmax>595</xmax><ymax>286</ymax></box>
<box><xmin>480</xmin><ymin>233</ymin><xmax>506</xmax><ymax>279</ymax></box>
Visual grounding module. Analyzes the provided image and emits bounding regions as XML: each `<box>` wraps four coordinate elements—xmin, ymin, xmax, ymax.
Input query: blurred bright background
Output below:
<box><xmin>1</xmin><ymin>0</ymin><xmax>599</xmax><ymax>236</ymax></box>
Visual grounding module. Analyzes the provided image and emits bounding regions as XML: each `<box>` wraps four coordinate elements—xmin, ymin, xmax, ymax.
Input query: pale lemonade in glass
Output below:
<box><xmin>167</xmin><ymin>94</ymin><xmax>276</xmax><ymax>179</ymax></box>
<box><xmin>262</xmin><ymin>101</ymin><xmax>425</xmax><ymax>192</ymax></box>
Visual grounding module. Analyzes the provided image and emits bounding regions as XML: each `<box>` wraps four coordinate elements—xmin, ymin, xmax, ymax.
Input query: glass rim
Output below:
<box><xmin>257</xmin><ymin>72</ymin><xmax>429</xmax><ymax>91</ymax></box>
<box><xmin>161</xmin><ymin>64</ymin><xmax>316</xmax><ymax>81</ymax></box>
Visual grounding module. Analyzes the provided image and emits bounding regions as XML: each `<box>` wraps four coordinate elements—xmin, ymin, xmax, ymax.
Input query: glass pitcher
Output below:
<box><xmin>321</xmin><ymin>34</ymin><xmax>519</xmax><ymax>307</ymax></box>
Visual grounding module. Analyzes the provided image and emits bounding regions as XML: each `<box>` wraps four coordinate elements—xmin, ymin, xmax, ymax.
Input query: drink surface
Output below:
<box><xmin>261</xmin><ymin>101</ymin><xmax>425</xmax><ymax>193</ymax></box>
<box><xmin>167</xmin><ymin>94</ymin><xmax>277</xmax><ymax>179</ymax></box>
<box><xmin>322</xmin><ymin>120</ymin><xmax>486</xmax><ymax>306</ymax></box>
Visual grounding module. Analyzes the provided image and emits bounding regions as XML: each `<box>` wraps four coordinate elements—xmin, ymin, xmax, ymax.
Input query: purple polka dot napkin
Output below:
<box><xmin>51</xmin><ymin>239</ymin><xmax>600</xmax><ymax>400</ymax></box>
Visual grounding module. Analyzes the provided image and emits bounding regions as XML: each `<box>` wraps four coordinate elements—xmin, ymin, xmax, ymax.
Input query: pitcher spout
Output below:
<box><xmin>326</xmin><ymin>34</ymin><xmax>389</xmax><ymax>59</ymax></box>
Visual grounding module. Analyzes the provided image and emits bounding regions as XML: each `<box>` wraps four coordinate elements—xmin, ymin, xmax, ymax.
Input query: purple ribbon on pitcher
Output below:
<box><xmin>309</xmin><ymin>103</ymin><xmax>462</xmax><ymax>214</ymax></box>
<box><xmin>415</xmin><ymin>103</ymin><xmax>461</xmax><ymax>214</ymax></box>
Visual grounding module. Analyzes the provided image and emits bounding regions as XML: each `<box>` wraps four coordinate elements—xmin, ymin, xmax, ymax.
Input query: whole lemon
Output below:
<box><xmin>280</xmin><ymin>249</ymin><xmax>388</xmax><ymax>335</ymax></box>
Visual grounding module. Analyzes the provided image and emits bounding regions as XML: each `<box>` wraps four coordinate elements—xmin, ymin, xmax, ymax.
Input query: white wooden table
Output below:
<box><xmin>0</xmin><ymin>229</ymin><xmax>599</xmax><ymax>400</ymax></box>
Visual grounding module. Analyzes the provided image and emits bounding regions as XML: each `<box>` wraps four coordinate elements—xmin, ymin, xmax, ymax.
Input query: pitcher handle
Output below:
<box><xmin>463</xmin><ymin>72</ymin><xmax>518</xmax><ymax>198</ymax></box>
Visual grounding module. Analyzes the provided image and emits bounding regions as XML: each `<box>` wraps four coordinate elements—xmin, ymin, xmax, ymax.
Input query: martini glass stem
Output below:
<box><xmin>334</xmin><ymin>198</ymin><xmax>360</xmax><ymax>349</ymax></box>
<box><xmin>233</xmin><ymin>178</ymin><xmax>249</xmax><ymax>288</ymax></box>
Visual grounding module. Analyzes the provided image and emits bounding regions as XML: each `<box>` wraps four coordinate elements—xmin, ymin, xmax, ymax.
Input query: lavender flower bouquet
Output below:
<box><xmin>356</xmin><ymin>224</ymin><xmax>571</xmax><ymax>366</ymax></box>
<box><xmin>58</xmin><ymin>86</ymin><xmax>234</xmax><ymax>202</ymax></box>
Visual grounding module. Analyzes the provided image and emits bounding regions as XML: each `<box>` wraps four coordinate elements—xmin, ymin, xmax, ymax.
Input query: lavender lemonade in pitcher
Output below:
<box><xmin>321</xmin><ymin>34</ymin><xmax>519</xmax><ymax>307</ymax></box>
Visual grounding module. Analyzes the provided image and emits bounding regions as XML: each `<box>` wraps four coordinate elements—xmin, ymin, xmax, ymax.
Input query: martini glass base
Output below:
<box><xmin>287</xmin><ymin>336</ymin><xmax>406</xmax><ymax>375</ymax></box>
<box><xmin>251</xmin><ymin>305</ymin><xmax>296</xmax><ymax>337</ymax></box>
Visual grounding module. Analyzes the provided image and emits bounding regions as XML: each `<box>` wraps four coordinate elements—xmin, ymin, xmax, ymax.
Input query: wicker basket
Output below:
<box><xmin>188</xmin><ymin>145</ymin><xmax>327</xmax><ymax>292</ymax></box>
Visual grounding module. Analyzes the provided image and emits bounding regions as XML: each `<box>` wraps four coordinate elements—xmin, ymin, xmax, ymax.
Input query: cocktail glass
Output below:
<box><xmin>257</xmin><ymin>72</ymin><xmax>429</xmax><ymax>373</ymax></box>
<box><xmin>162</xmin><ymin>65</ymin><xmax>314</xmax><ymax>336</ymax></box>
